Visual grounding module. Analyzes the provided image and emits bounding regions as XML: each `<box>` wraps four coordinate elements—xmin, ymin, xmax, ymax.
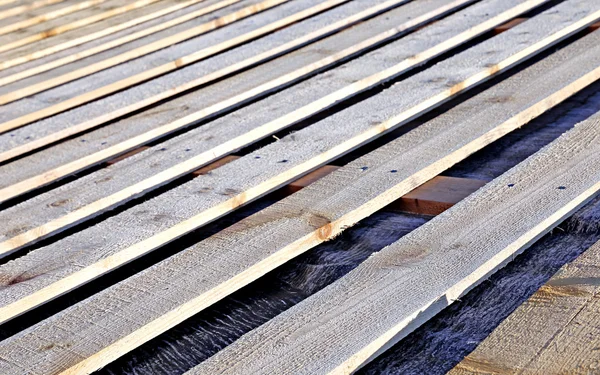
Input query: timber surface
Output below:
<box><xmin>0</xmin><ymin>0</ymin><xmax>590</xmax><ymax>325</ymax></box>
<box><xmin>450</xmin><ymin>239</ymin><xmax>600</xmax><ymax>375</ymax></box>
<box><xmin>1</xmin><ymin>14</ymin><xmax>599</xmax><ymax>373</ymax></box>
<box><xmin>0</xmin><ymin>0</ymin><xmax>501</xmax><ymax>253</ymax></box>
<box><xmin>189</xmin><ymin>98</ymin><xmax>600</xmax><ymax>375</ymax></box>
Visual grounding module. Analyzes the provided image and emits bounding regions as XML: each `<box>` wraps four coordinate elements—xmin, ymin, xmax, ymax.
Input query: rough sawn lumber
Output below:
<box><xmin>189</xmin><ymin>95</ymin><xmax>600</xmax><ymax>375</ymax></box>
<box><xmin>450</xmin><ymin>239</ymin><xmax>600</xmax><ymax>375</ymax></box>
<box><xmin>0</xmin><ymin>16</ymin><xmax>599</xmax><ymax>374</ymax></box>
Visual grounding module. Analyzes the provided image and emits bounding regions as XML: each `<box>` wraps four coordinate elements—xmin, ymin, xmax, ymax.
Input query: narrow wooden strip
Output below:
<box><xmin>0</xmin><ymin>0</ymin><xmax>439</xmax><ymax>161</ymax></box>
<box><xmin>0</xmin><ymin>0</ymin><xmax>288</xmax><ymax>108</ymax></box>
<box><xmin>0</xmin><ymin>0</ymin><xmax>164</xmax><ymax>55</ymax></box>
<box><xmin>0</xmin><ymin>0</ymin><xmax>540</xmax><ymax>203</ymax></box>
<box><xmin>0</xmin><ymin>1</ymin><xmax>595</xmax><ymax>350</ymax></box>
<box><xmin>189</xmin><ymin>93</ymin><xmax>600</xmax><ymax>375</ymax></box>
<box><xmin>0</xmin><ymin>0</ymin><xmax>66</xmax><ymax>21</ymax></box>
<box><xmin>104</xmin><ymin>146</ymin><xmax>150</xmax><ymax>166</ymax></box>
<box><xmin>0</xmin><ymin>0</ymin><xmax>222</xmax><ymax>77</ymax></box>
<box><xmin>450</xmin><ymin>240</ymin><xmax>600</xmax><ymax>375</ymax></box>
<box><xmin>0</xmin><ymin>0</ymin><xmax>537</xmax><ymax>255</ymax></box>
<box><xmin>191</xmin><ymin>155</ymin><xmax>241</xmax><ymax>176</ymax></box>
<box><xmin>0</xmin><ymin>0</ymin><xmax>108</xmax><ymax>36</ymax></box>
<box><xmin>591</xmin><ymin>21</ymin><xmax>600</xmax><ymax>31</ymax></box>
<box><xmin>1</xmin><ymin>18</ymin><xmax>598</xmax><ymax>374</ymax></box>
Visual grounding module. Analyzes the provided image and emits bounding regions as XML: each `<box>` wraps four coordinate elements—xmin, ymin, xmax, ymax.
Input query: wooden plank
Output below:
<box><xmin>0</xmin><ymin>0</ymin><xmax>457</xmax><ymax>162</ymax></box>
<box><xmin>0</xmin><ymin>0</ymin><xmax>66</xmax><ymax>21</ymax></box>
<box><xmin>1</xmin><ymin>20</ymin><xmax>599</xmax><ymax>374</ymax></box>
<box><xmin>0</xmin><ymin>5</ymin><xmax>597</xmax><ymax>360</ymax></box>
<box><xmin>0</xmin><ymin>0</ymin><xmax>291</xmax><ymax>108</ymax></box>
<box><xmin>0</xmin><ymin>0</ymin><xmax>108</xmax><ymax>36</ymax></box>
<box><xmin>104</xmin><ymin>146</ymin><xmax>150</xmax><ymax>166</ymax></box>
<box><xmin>0</xmin><ymin>0</ymin><xmax>165</xmax><ymax>55</ymax></box>
<box><xmin>191</xmin><ymin>155</ymin><xmax>241</xmax><ymax>176</ymax></box>
<box><xmin>0</xmin><ymin>0</ymin><xmax>544</xmax><ymax>201</ymax></box>
<box><xmin>450</xmin><ymin>239</ymin><xmax>600</xmax><ymax>375</ymax></box>
<box><xmin>0</xmin><ymin>0</ymin><xmax>342</xmax><ymax>132</ymax></box>
<box><xmin>188</xmin><ymin>96</ymin><xmax>600</xmax><ymax>375</ymax></box>
<box><xmin>0</xmin><ymin>0</ymin><xmax>543</xmax><ymax>255</ymax></box>
<box><xmin>0</xmin><ymin>0</ymin><xmax>225</xmax><ymax>77</ymax></box>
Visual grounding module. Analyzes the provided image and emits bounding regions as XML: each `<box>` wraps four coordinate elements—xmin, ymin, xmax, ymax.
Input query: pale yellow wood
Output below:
<box><xmin>450</xmin><ymin>240</ymin><xmax>600</xmax><ymax>375</ymax></box>
<box><xmin>0</xmin><ymin>0</ymin><xmax>219</xmax><ymax>79</ymax></box>
<box><xmin>0</xmin><ymin>0</ymin><xmax>472</xmax><ymax>252</ymax></box>
<box><xmin>0</xmin><ymin>0</ymin><xmax>289</xmax><ymax>119</ymax></box>
<box><xmin>189</xmin><ymin>101</ymin><xmax>600</xmax><ymax>375</ymax></box>
<box><xmin>0</xmin><ymin>0</ymin><xmax>164</xmax><ymax>55</ymax></box>
<box><xmin>0</xmin><ymin>0</ymin><xmax>546</xmax><ymax>190</ymax></box>
<box><xmin>0</xmin><ymin>0</ymin><xmax>349</xmax><ymax>139</ymax></box>
<box><xmin>0</xmin><ymin>0</ymin><xmax>66</xmax><ymax>20</ymax></box>
<box><xmin>0</xmin><ymin>0</ymin><xmax>595</xmax><ymax>333</ymax></box>
<box><xmin>0</xmin><ymin>19</ymin><xmax>598</xmax><ymax>374</ymax></box>
<box><xmin>0</xmin><ymin>0</ymin><xmax>108</xmax><ymax>36</ymax></box>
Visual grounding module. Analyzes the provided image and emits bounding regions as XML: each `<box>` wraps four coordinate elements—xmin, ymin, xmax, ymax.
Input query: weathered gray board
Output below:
<box><xmin>0</xmin><ymin>0</ymin><xmax>595</xmax><ymax>322</ymax></box>
<box><xmin>0</xmin><ymin>0</ymin><xmax>392</xmax><ymax>157</ymax></box>
<box><xmin>189</xmin><ymin>107</ymin><xmax>600</xmax><ymax>375</ymax></box>
<box><xmin>0</xmin><ymin>0</ymin><xmax>308</xmax><ymax>121</ymax></box>
<box><xmin>0</xmin><ymin>0</ymin><xmax>162</xmax><ymax>54</ymax></box>
<box><xmin>449</xmin><ymin>239</ymin><xmax>600</xmax><ymax>375</ymax></box>
<box><xmin>1</xmin><ymin>18</ymin><xmax>599</xmax><ymax>375</ymax></box>
<box><xmin>0</xmin><ymin>0</ymin><xmax>228</xmax><ymax>75</ymax></box>
<box><xmin>0</xmin><ymin>0</ymin><xmax>278</xmax><ymax>112</ymax></box>
<box><xmin>0</xmin><ymin>0</ymin><xmax>106</xmax><ymax>33</ymax></box>
<box><xmin>0</xmin><ymin>0</ymin><xmax>503</xmax><ymax>253</ymax></box>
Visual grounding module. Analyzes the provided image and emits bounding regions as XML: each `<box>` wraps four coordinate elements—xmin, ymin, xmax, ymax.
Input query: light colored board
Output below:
<box><xmin>0</xmin><ymin>0</ymin><xmax>462</xmax><ymax>162</ymax></box>
<box><xmin>1</xmin><ymin>21</ymin><xmax>599</xmax><ymax>375</ymax></box>
<box><xmin>0</xmin><ymin>0</ymin><xmax>108</xmax><ymax>35</ymax></box>
<box><xmin>0</xmin><ymin>2</ymin><xmax>597</xmax><ymax>349</ymax></box>
<box><xmin>0</xmin><ymin>0</ymin><xmax>224</xmax><ymax>77</ymax></box>
<box><xmin>0</xmin><ymin>0</ymin><xmax>164</xmax><ymax>55</ymax></box>
<box><xmin>0</xmin><ymin>0</ymin><xmax>66</xmax><ymax>20</ymax></box>
<box><xmin>0</xmin><ymin>0</ymin><xmax>545</xmax><ymax>202</ymax></box>
<box><xmin>0</xmin><ymin>0</ymin><xmax>288</xmax><ymax>109</ymax></box>
<box><xmin>450</xmin><ymin>240</ymin><xmax>600</xmax><ymax>375</ymax></box>
<box><xmin>188</xmin><ymin>94</ymin><xmax>600</xmax><ymax>375</ymax></box>
<box><xmin>0</xmin><ymin>0</ymin><xmax>543</xmax><ymax>254</ymax></box>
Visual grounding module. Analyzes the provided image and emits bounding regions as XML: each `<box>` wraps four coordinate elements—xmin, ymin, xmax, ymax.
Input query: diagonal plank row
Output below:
<box><xmin>0</xmin><ymin>0</ymin><xmax>67</xmax><ymax>21</ymax></box>
<box><xmin>0</xmin><ymin>0</ymin><xmax>590</xmax><ymax>322</ymax></box>
<box><xmin>450</xmin><ymin>238</ymin><xmax>600</xmax><ymax>375</ymax></box>
<box><xmin>0</xmin><ymin>15</ymin><xmax>599</xmax><ymax>374</ymax></box>
<box><xmin>0</xmin><ymin>0</ymin><xmax>339</xmax><ymax>130</ymax></box>
<box><xmin>0</xmin><ymin>0</ymin><xmax>108</xmax><ymax>36</ymax></box>
<box><xmin>0</xmin><ymin>0</ymin><xmax>495</xmax><ymax>253</ymax></box>
<box><xmin>0</xmin><ymin>0</ymin><xmax>227</xmax><ymax>77</ymax></box>
<box><xmin>0</xmin><ymin>0</ymin><xmax>165</xmax><ymax>55</ymax></box>
<box><xmin>0</xmin><ymin>0</ymin><xmax>468</xmax><ymax>164</ymax></box>
<box><xmin>189</xmin><ymin>97</ymin><xmax>600</xmax><ymax>375</ymax></box>
<box><xmin>0</xmin><ymin>0</ymin><xmax>416</xmax><ymax>161</ymax></box>
<box><xmin>0</xmin><ymin>0</ymin><xmax>293</xmax><ymax>110</ymax></box>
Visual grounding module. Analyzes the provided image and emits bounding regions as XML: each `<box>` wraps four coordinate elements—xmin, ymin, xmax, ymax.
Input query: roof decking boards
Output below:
<box><xmin>0</xmin><ymin>0</ymin><xmax>599</xmax><ymax>373</ymax></box>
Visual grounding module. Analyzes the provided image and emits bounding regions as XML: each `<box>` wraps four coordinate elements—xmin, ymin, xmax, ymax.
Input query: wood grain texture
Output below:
<box><xmin>0</xmin><ymin>0</ymin><xmax>164</xmax><ymax>55</ymax></box>
<box><xmin>0</xmin><ymin>0</ymin><xmax>286</xmax><ymax>108</ymax></box>
<box><xmin>450</xmin><ymin>240</ymin><xmax>600</xmax><ymax>375</ymax></box>
<box><xmin>0</xmin><ymin>15</ymin><xmax>598</xmax><ymax>374</ymax></box>
<box><xmin>0</xmin><ymin>0</ymin><xmax>219</xmax><ymax>78</ymax></box>
<box><xmin>0</xmin><ymin>0</ymin><xmax>108</xmax><ymax>36</ymax></box>
<box><xmin>0</xmin><ymin>0</ymin><xmax>478</xmax><ymax>251</ymax></box>
<box><xmin>0</xmin><ymin>0</ymin><xmax>471</xmax><ymax>164</ymax></box>
<box><xmin>0</xmin><ymin>0</ymin><xmax>66</xmax><ymax>21</ymax></box>
<box><xmin>189</xmin><ymin>95</ymin><xmax>600</xmax><ymax>375</ymax></box>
